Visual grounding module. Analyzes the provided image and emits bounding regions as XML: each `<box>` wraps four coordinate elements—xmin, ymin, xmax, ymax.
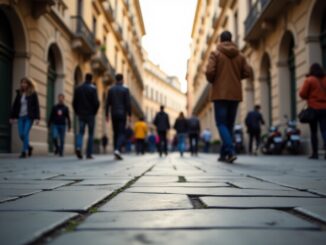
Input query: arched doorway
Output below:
<box><xmin>260</xmin><ymin>53</ymin><xmax>272</xmax><ymax>127</ymax></box>
<box><xmin>47</xmin><ymin>44</ymin><xmax>63</xmax><ymax>152</ymax></box>
<box><xmin>73</xmin><ymin>66</ymin><xmax>83</xmax><ymax>138</ymax></box>
<box><xmin>321</xmin><ymin>11</ymin><xmax>326</xmax><ymax>68</ymax></box>
<box><xmin>0</xmin><ymin>10</ymin><xmax>14</xmax><ymax>153</ymax></box>
<box><xmin>278</xmin><ymin>31</ymin><xmax>296</xmax><ymax>121</ymax></box>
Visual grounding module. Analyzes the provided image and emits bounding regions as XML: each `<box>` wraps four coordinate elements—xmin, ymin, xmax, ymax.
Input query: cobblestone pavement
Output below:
<box><xmin>0</xmin><ymin>153</ymin><xmax>326</xmax><ymax>245</ymax></box>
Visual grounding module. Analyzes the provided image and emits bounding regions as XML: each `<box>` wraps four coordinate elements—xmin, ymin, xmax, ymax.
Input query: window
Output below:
<box><xmin>92</xmin><ymin>16</ymin><xmax>97</xmax><ymax>36</ymax></box>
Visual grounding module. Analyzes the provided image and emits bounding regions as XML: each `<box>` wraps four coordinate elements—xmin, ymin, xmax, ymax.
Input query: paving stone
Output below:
<box><xmin>49</xmin><ymin>230</ymin><xmax>326</xmax><ymax>245</ymax></box>
<box><xmin>0</xmin><ymin>211</ymin><xmax>77</xmax><ymax>245</ymax></box>
<box><xmin>99</xmin><ymin>193</ymin><xmax>192</xmax><ymax>211</ymax></box>
<box><xmin>228</xmin><ymin>181</ymin><xmax>295</xmax><ymax>190</ymax></box>
<box><xmin>0</xmin><ymin>190</ymin><xmax>114</xmax><ymax>212</ymax></box>
<box><xmin>55</xmin><ymin>185</ymin><xmax>120</xmax><ymax>191</ymax></box>
<box><xmin>296</xmin><ymin>205</ymin><xmax>326</xmax><ymax>223</ymax></box>
<box><xmin>132</xmin><ymin>182</ymin><xmax>230</xmax><ymax>187</ymax></box>
<box><xmin>127</xmin><ymin>187</ymin><xmax>317</xmax><ymax>197</ymax></box>
<box><xmin>200</xmin><ymin>196</ymin><xmax>326</xmax><ymax>208</ymax></box>
<box><xmin>74</xmin><ymin>179</ymin><xmax>132</xmax><ymax>186</ymax></box>
<box><xmin>77</xmin><ymin>209</ymin><xmax>316</xmax><ymax>230</ymax></box>
<box><xmin>0</xmin><ymin>180</ymin><xmax>73</xmax><ymax>190</ymax></box>
<box><xmin>0</xmin><ymin>189</ymin><xmax>41</xmax><ymax>199</ymax></box>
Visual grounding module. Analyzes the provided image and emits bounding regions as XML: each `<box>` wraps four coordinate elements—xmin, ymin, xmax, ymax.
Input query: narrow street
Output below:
<box><xmin>0</xmin><ymin>154</ymin><xmax>325</xmax><ymax>244</ymax></box>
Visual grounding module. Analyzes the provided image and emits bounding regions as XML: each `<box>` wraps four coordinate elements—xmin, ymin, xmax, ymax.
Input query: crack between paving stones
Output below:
<box><xmin>288</xmin><ymin>209</ymin><xmax>326</xmax><ymax>230</ymax></box>
<box><xmin>188</xmin><ymin>195</ymin><xmax>207</xmax><ymax>209</ymax></box>
<box><xmin>29</xmin><ymin>164</ymin><xmax>156</xmax><ymax>245</ymax></box>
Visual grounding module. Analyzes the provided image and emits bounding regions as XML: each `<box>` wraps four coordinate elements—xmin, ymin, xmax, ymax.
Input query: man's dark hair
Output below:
<box><xmin>160</xmin><ymin>105</ymin><xmax>165</xmax><ymax>111</ymax></box>
<box><xmin>116</xmin><ymin>74</ymin><xmax>124</xmax><ymax>82</ymax></box>
<box><xmin>220</xmin><ymin>31</ymin><xmax>232</xmax><ymax>42</ymax></box>
<box><xmin>85</xmin><ymin>73</ymin><xmax>93</xmax><ymax>82</ymax></box>
<box><xmin>308</xmin><ymin>63</ymin><xmax>325</xmax><ymax>78</ymax></box>
<box><xmin>254</xmin><ymin>105</ymin><xmax>261</xmax><ymax>111</ymax></box>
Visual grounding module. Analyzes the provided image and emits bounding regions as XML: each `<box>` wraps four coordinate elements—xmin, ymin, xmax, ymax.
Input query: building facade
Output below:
<box><xmin>187</xmin><ymin>0</ymin><xmax>326</xmax><ymax>152</ymax></box>
<box><xmin>143</xmin><ymin>56</ymin><xmax>187</xmax><ymax>138</ymax></box>
<box><xmin>0</xmin><ymin>0</ymin><xmax>145</xmax><ymax>154</ymax></box>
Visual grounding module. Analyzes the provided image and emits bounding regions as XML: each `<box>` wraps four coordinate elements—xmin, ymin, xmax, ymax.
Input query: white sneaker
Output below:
<box><xmin>114</xmin><ymin>150</ymin><xmax>123</xmax><ymax>160</ymax></box>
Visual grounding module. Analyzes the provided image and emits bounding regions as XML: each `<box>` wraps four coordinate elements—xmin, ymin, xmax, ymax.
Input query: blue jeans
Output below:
<box><xmin>52</xmin><ymin>124</ymin><xmax>66</xmax><ymax>155</ymax></box>
<box><xmin>177</xmin><ymin>133</ymin><xmax>186</xmax><ymax>155</ymax></box>
<box><xmin>18</xmin><ymin>116</ymin><xmax>33</xmax><ymax>153</ymax></box>
<box><xmin>76</xmin><ymin>116</ymin><xmax>95</xmax><ymax>157</ymax></box>
<box><xmin>214</xmin><ymin>100</ymin><xmax>239</xmax><ymax>157</ymax></box>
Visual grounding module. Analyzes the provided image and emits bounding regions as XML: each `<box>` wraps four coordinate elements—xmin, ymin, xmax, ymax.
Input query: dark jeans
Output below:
<box><xmin>52</xmin><ymin>124</ymin><xmax>66</xmax><ymax>155</ymax></box>
<box><xmin>309</xmin><ymin>109</ymin><xmax>326</xmax><ymax>155</ymax></box>
<box><xmin>136</xmin><ymin>139</ymin><xmax>145</xmax><ymax>155</ymax></box>
<box><xmin>214</xmin><ymin>100</ymin><xmax>239</xmax><ymax>157</ymax></box>
<box><xmin>158</xmin><ymin>131</ymin><xmax>168</xmax><ymax>156</ymax></box>
<box><xmin>189</xmin><ymin>133</ymin><xmax>199</xmax><ymax>155</ymax></box>
<box><xmin>76</xmin><ymin>116</ymin><xmax>95</xmax><ymax>157</ymax></box>
<box><xmin>112</xmin><ymin>117</ymin><xmax>126</xmax><ymax>152</ymax></box>
<box><xmin>248</xmin><ymin>130</ymin><xmax>261</xmax><ymax>153</ymax></box>
<box><xmin>204</xmin><ymin>142</ymin><xmax>211</xmax><ymax>153</ymax></box>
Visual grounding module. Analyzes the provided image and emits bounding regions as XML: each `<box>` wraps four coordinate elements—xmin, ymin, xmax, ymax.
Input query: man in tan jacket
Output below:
<box><xmin>206</xmin><ymin>31</ymin><xmax>252</xmax><ymax>163</ymax></box>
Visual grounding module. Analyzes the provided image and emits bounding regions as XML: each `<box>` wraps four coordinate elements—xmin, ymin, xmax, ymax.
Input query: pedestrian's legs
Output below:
<box><xmin>76</xmin><ymin>119</ymin><xmax>86</xmax><ymax>151</ymax></box>
<box><xmin>248</xmin><ymin>132</ymin><xmax>253</xmax><ymax>154</ymax></box>
<box><xmin>112</xmin><ymin>118</ymin><xmax>119</xmax><ymax>151</ymax></box>
<box><xmin>194</xmin><ymin>134</ymin><xmax>199</xmax><ymax>154</ymax></box>
<box><xmin>214</xmin><ymin>101</ymin><xmax>235</xmax><ymax>157</ymax></box>
<box><xmin>309</xmin><ymin>119</ymin><xmax>318</xmax><ymax>156</ymax></box>
<box><xmin>136</xmin><ymin>139</ymin><xmax>140</xmax><ymax>154</ymax></box>
<box><xmin>178</xmin><ymin>134</ymin><xmax>185</xmax><ymax>155</ymax></box>
<box><xmin>317</xmin><ymin>110</ymin><xmax>326</xmax><ymax>152</ymax></box>
<box><xmin>57</xmin><ymin>125</ymin><xmax>66</xmax><ymax>156</ymax></box>
<box><xmin>18</xmin><ymin>116</ymin><xmax>32</xmax><ymax>153</ymax></box>
<box><xmin>52</xmin><ymin>125</ymin><xmax>59</xmax><ymax>154</ymax></box>
<box><xmin>141</xmin><ymin>139</ymin><xmax>146</xmax><ymax>154</ymax></box>
<box><xmin>189</xmin><ymin>135</ymin><xmax>193</xmax><ymax>154</ymax></box>
<box><xmin>116</xmin><ymin>119</ymin><xmax>126</xmax><ymax>152</ymax></box>
<box><xmin>226</xmin><ymin>101</ymin><xmax>239</xmax><ymax>154</ymax></box>
<box><xmin>255</xmin><ymin>131</ymin><xmax>261</xmax><ymax>153</ymax></box>
<box><xmin>86</xmin><ymin>117</ymin><xmax>95</xmax><ymax>157</ymax></box>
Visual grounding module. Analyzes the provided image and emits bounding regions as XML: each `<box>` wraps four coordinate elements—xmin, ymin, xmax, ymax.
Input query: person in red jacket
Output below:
<box><xmin>300</xmin><ymin>63</ymin><xmax>326</xmax><ymax>160</ymax></box>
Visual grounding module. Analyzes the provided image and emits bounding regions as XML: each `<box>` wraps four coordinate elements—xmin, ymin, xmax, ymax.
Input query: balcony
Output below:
<box><xmin>71</xmin><ymin>16</ymin><xmax>96</xmax><ymax>56</ymax></box>
<box><xmin>212</xmin><ymin>14</ymin><xmax>218</xmax><ymax>29</ymax></box>
<box><xmin>91</xmin><ymin>51</ymin><xmax>109</xmax><ymax>74</ymax></box>
<box><xmin>31</xmin><ymin>0</ymin><xmax>55</xmax><ymax>18</ymax></box>
<box><xmin>114</xmin><ymin>24</ymin><xmax>123</xmax><ymax>41</ymax></box>
<box><xmin>244</xmin><ymin>0</ymin><xmax>299</xmax><ymax>42</ymax></box>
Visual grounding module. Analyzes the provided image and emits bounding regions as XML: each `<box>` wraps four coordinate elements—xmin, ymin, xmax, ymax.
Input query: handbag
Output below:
<box><xmin>298</xmin><ymin>107</ymin><xmax>316</xmax><ymax>123</ymax></box>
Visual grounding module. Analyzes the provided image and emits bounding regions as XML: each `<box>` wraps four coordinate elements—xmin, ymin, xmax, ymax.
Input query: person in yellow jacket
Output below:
<box><xmin>134</xmin><ymin>117</ymin><xmax>148</xmax><ymax>155</ymax></box>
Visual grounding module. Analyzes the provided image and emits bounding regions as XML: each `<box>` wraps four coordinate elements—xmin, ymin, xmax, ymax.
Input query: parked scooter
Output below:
<box><xmin>284</xmin><ymin>120</ymin><xmax>301</xmax><ymax>154</ymax></box>
<box><xmin>262</xmin><ymin>125</ymin><xmax>284</xmax><ymax>155</ymax></box>
<box><xmin>234</xmin><ymin>125</ymin><xmax>245</xmax><ymax>154</ymax></box>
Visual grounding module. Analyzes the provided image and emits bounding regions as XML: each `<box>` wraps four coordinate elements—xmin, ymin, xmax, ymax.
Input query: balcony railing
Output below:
<box><xmin>244</xmin><ymin>0</ymin><xmax>270</xmax><ymax>36</ymax></box>
<box><xmin>104</xmin><ymin>1</ymin><xmax>114</xmax><ymax>22</ymax></box>
<box><xmin>71</xmin><ymin>16</ymin><xmax>96</xmax><ymax>55</ymax></box>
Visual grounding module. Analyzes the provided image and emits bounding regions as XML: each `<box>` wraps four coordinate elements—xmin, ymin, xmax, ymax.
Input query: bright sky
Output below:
<box><xmin>140</xmin><ymin>0</ymin><xmax>197</xmax><ymax>92</ymax></box>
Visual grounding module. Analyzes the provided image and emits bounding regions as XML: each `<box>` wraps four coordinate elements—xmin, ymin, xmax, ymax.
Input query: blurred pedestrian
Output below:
<box><xmin>300</xmin><ymin>63</ymin><xmax>326</xmax><ymax>160</ymax></box>
<box><xmin>174</xmin><ymin>112</ymin><xmax>188</xmax><ymax>157</ymax></box>
<box><xmin>10</xmin><ymin>77</ymin><xmax>40</xmax><ymax>158</ymax></box>
<box><xmin>206</xmin><ymin>31</ymin><xmax>252</xmax><ymax>163</ymax></box>
<box><xmin>48</xmin><ymin>94</ymin><xmax>71</xmax><ymax>157</ymax></box>
<box><xmin>202</xmin><ymin>128</ymin><xmax>212</xmax><ymax>153</ymax></box>
<box><xmin>188</xmin><ymin>115</ymin><xmax>201</xmax><ymax>156</ymax></box>
<box><xmin>153</xmin><ymin>105</ymin><xmax>170</xmax><ymax>157</ymax></box>
<box><xmin>245</xmin><ymin>105</ymin><xmax>265</xmax><ymax>155</ymax></box>
<box><xmin>125</xmin><ymin>126</ymin><xmax>134</xmax><ymax>153</ymax></box>
<box><xmin>106</xmin><ymin>74</ymin><xmax>131</xmax><ymax>160</ymax></box>
<box><xmin>134</xmin><ymin>117</ymin><xmax>148</xmax><ymax>155</ymax></box>
<box><xmin>101</xmin><ymin>135</ymin><xmax>108</xmax><ymax>153</ymax></box>
<box><xmin>73</xmin><ymin>73</ymin><xmax>100</xmax><ymax>160</ymax></box>
<box><xmin>147</xmin><ymin>129</ymin><xmax>156</xmax><ymax>153</ymax></box>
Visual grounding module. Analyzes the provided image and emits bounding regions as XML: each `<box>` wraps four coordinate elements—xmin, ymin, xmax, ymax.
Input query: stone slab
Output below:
<box><xmin>49</xmin><ymin>230</ymin><xmax>326</xmax><ymax>245</ymax></box>
<box><xmin>127</xmin><ymin>187</ymin><xmax>317</xmax><ymax>197</ymax></box>
<box><xmin>228</xmin><ymin>181</ymin><xmax>295</xmax><ymax>190</ymax></box>
<box><xmin>0</xmin><ymin>180</ymin><xmax>73</xmax><ymax>190</ymax></box>
<box><xmin>74</xmin><ymin>179</ymin><xmax>132</xmax><ymax>186</ymax></box>
<box><xmin>0</xmin><ymin>211</ymin><xmax>77</xmax><ymax>245</ymax></box>
<box><xmin>99</xmin><ymin>193</ymin><xmax>192</xmax><ymax>211</ymax></box>
<box><xmin>200</xmin><ymin>197</ymin><xmax>326</xmax><ymax>208</ymax></box>
<box><xmin>0</xmin><ymin>190</ymin><xmax>114</xmax><ymax>212</ymax></box>
<box><xmin>77</xmin><ymin>209</ymin><xmax>316</xmax><ymax>230</ymax></box>
<box><xmin>132</xmin><ymin>182</ymin><xmax>230</xmax><ymax>188</ymax></box>
<box><xmin>296</xmin><ymin>205</ymin><xmax>326</xmax><ymax>223</ymax></box>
